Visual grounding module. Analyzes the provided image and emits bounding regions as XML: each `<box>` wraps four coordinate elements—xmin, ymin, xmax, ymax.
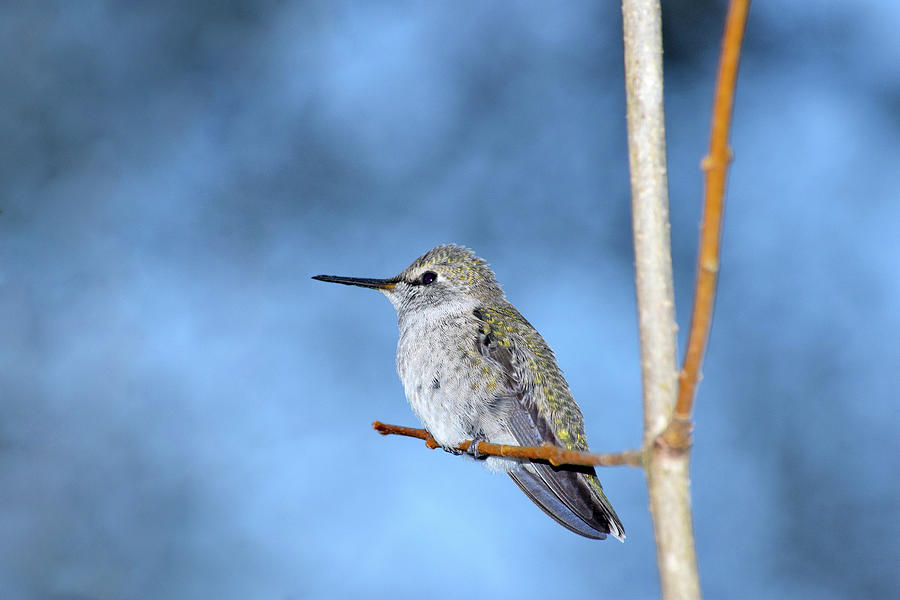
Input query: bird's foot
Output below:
<box><xmin>466</xmin><ymin>435</ymin><xmax>488</xmax><ymax>460</ymax></box>
<box><xmin>439</xmin><ymin>436</ymin><xmax>487</xmax><ymax>459</ymax></box>
<box><xmin>442</xmin><ymin>444</ymin><xmax>465</xmax><ymax>456</ymax></box>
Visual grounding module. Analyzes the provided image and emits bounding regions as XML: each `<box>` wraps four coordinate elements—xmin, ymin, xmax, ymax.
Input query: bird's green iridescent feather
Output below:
<box><xmin>474</xmin><ymin>304</ymin><xmax>619</xmax><ymax>514</ymax></box>
<box><xmin>473</xmin><ymin>304</ymin><xmax>590</xmax><ymax>453</ymax></box>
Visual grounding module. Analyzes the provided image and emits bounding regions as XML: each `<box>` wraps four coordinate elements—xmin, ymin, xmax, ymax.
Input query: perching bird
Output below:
<box><xmin>313</xmin><ymin>244</ymin><xmax>623</xmax><ymax>540</ymax></box>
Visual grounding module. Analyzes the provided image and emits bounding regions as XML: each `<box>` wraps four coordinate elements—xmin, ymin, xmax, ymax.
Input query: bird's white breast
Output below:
<box><xmin>394</xmin><ymin>302</ymin><xmax>483</xmax><ymax>448</ymax></box>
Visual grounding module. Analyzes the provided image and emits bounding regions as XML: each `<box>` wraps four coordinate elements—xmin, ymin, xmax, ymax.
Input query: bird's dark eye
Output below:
<box><xmin>421</xmin><ymin>271</ymin><xmax>437</xmax><ymax>285</ymax></box>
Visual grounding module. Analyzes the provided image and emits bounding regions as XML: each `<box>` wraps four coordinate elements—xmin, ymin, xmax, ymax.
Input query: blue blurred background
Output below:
<box><xmin>2</xmin><ymin>1</ymin><xmax>898</xmax><ymax>598</ymax></box>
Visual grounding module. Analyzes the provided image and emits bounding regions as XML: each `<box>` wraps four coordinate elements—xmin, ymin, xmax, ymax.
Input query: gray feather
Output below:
<box><xmin>474</xmin><ymin>305</ymin><xmax>625</xmax><ymax>540</ymax></box>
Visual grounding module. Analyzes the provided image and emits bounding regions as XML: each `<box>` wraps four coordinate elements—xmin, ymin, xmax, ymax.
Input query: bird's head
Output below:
<box><xmin>313</xmin><ymin>244</ymin><xmax>504</xmax><ymax>317</ymax></box>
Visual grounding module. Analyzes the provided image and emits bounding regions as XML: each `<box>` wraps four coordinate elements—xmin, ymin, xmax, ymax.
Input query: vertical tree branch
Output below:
<box><xmin>621</xmin><ymin>1</ymin><xmax>700</xmax><ymax>599</ymax></box>
<box><xmin>621</xmin><ymin>0</ymin><xmax>679</xmax><ymax>449</ymax></box>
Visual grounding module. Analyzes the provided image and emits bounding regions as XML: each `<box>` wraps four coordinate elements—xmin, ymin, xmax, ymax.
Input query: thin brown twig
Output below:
<box><xmin>672</xmin><ymin>0</ymin><xmax>750</xmax><ymax>428</ymax></box>
<box><xmin>373</xmin><ymin>421</ymin><xmax>644</xmax><ymax>468</ymax></box>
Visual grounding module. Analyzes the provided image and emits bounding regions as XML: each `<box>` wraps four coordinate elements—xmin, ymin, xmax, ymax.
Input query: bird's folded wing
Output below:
<box><xmin>473</xmin><ymin>307</ymin><xmax>621</xmax><ymax>539</ymax></box>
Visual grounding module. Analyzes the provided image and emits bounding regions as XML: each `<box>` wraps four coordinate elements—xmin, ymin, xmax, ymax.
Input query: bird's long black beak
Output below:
<box><xmin>312</xmin><ymin>274</ymin><xmax>397</xmax><ymax>291</ymax></box>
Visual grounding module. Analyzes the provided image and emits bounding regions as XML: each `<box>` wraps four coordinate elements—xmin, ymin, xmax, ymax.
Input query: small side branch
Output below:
<box><xmin>373</xmin><ymin>422</ymin><xmax>644</xmax><ymax>468</ymax></box>
<box><xmin>672</xmin><ymin>0</ymin><xmax>750</xmax><ymax>427</ymax></box>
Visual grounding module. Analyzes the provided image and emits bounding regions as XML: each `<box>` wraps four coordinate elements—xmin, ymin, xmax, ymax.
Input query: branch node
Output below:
<box><xmin>657</xmin><ymin>417</ymin><xmax>694</xmax><ymax>453</ymax></box>
<box><xmin>700</xmin><ymin>258</ymin><xmax>719</xmax><ymax>274</ymax></box>
<box><xmin>700</xmin><ymin>150</ymin><xmax>734</xmax><ymax>171</ymax></box>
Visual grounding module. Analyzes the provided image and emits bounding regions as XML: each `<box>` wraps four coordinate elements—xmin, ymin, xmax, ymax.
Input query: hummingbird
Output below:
<box><xmin>313</xmin><ymin>244</ymin><xmax>624</xmax><ymax>540</ymax></box>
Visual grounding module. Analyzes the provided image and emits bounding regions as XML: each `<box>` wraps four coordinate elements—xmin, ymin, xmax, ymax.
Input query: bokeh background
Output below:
<box><xmin>2</xmin><ymin>1</ymin><xmax>898</xmax><ymax>598</ymax></box>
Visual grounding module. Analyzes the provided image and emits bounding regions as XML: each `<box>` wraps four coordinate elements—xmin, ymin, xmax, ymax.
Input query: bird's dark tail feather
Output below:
<box><xmin>509</xmin><ymin>463</ymin><xmax>625</xmax><ymax>541</ymax></box>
